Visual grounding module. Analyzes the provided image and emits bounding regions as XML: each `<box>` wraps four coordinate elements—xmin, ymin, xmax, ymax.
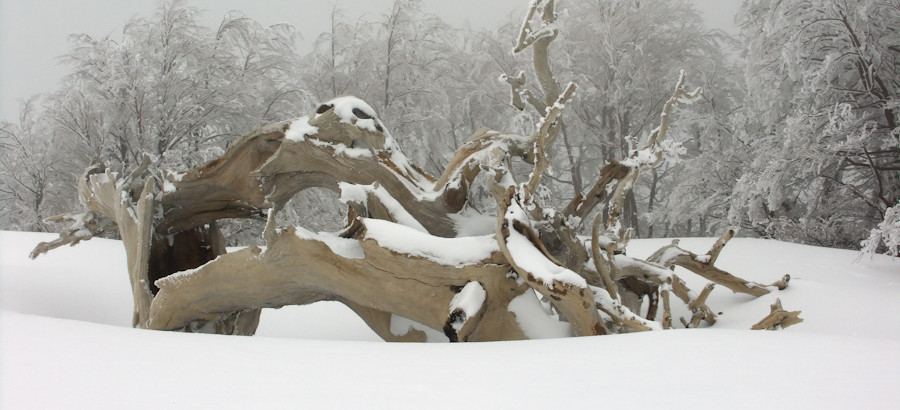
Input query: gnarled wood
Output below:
<box><xmin>158</xmin><ymin>122</ymin><xmax>288</xmax><ymax>234</ymax></box>
<box><xmin>494</xmin><ymin>186</ymin><xmax>608</xmax><ymax>336</ymax></box>
<box><xmin>751</xmin><ymin>299</ymin><xmax>804</xmax><ymax>330</ymax></box>
<box><xmin>148</xmin><ymin>221</ymin><xmax>530</xmax><ymax>341</ymax></box>
<box><xmin>72</xmin><ymin>166</ymin><xmax>157</xmax><ymax>327</ymax></box>
<box><xmin>51</xmin><ymin>161</ymin><xmax>261</xmax><ymax>334</ymax></box>
<box><xmin>647</xmin><ymin>229</ymin><xmax>790</xmax><ymax>297</ymax></box>
<box><xmin>28</xmin><ymin>209</ymin><xmax>115</xmax><ymax>259</ymax></box>
<box><xmin>31</xmin><ymin>2</ymin><xmax>797</xmax><ymax>340</ymax></box>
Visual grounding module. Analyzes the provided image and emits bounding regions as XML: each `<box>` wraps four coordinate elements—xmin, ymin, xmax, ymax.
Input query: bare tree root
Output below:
<box><xmin>680</xmin><ymin>283</ymin><xmax>716</xmax><ymax>328</ymax></box>
<box><xmin>149</xmin><ymin>222</ymin><xmax>530</xmax><ymax>341</ymax></box>
<box><xmin>495</xmin><ymin>186</ymin><xmax>608</xmax><ymax>336</ymax></box>
<box><xmin>751</xmin><ymin>299</ymin><xmax>804</xmax><ymax>330</ymax></box>
<box><xmin>342</xmin><ymin>301</ymin><xmax>428</xmax><ymax>342</ymax></box>
<box><xmin>29</xmin><ymin>209</ymin><xmax>115</xmax><ymax>259</ymax></box>
<box><xmin>591</xmin><ymin>285</ymin><xmax>660</xmax><ymax>332</ymax></box>
<box><xmin>648</xmin><ymin>228</ymin><xmax>791</xmax><ymax>297</ymax></box>
<box><xmin>30</xmin><ymin>1</ymin><xmax>799</xmax><ymax>339</ymax></box>
<box><xmin>582</xmin><ymin>241</ymin><xmax>719</xmax><ymax>329</ymax></box>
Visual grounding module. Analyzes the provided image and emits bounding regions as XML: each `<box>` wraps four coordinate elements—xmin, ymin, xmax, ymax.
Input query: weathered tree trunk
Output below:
<box><xmin>72</xmin><ymin>161</ymin><xmax>261</xmax><ymax>334</ymax></box>
<box><xmin>150</xmin><ymin>223</ymin><xmax>531</xmax><ymax>341</ymax></box>
<box><xmin>32</xmin><ymin>86</ymin><xmax>792</xmax><ymax>340</ymax></box>
<box><xmin>31</xmin><ymin>0</ymin><xmax>797</xmax><ymax>341</ymax></box>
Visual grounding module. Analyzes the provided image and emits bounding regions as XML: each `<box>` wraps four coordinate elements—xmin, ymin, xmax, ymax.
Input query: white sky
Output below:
<box><xmin>0</xmin><ymin>0</ymin><xmax>742</xmax><ymax>122</ymax></box>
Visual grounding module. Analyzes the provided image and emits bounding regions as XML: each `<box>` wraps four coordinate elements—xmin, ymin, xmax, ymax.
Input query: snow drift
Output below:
<box><xmin>1</xmin><ymin>231</ymin><xmax>897</xmax><ymax>409</ymax></box>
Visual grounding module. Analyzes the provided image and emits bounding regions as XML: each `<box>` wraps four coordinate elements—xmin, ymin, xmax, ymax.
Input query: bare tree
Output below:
<box><xmin>0</xmin><ymin>100</ymin><xmax>71</xmax><ymax>231</ymax></box>
<box><xmin>51</xmin><ymin>0</ymin><xmax>312</xmax><ymax>172</ymax></box>
<box><xmin>32</xmin><ymin>0</ymin><xmax>797</xmax><ymax>340</ymax></box>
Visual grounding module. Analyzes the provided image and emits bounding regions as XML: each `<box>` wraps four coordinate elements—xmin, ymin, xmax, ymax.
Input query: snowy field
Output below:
<box><xmin>1</xmin><ymin>230</ymin><xmax>897</xmax><ymax>409</ymax></box>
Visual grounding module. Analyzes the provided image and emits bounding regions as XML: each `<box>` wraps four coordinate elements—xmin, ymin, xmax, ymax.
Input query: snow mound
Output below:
<box><xmin>284</xmin><ymin>116</ymin><xmax>319</xmax><ymax>142</ymax></box>
<box><xmin>1</xmin><ymin>231</ymin><xmax>898</xmax><ymax>409</ymax></box>
<box><xmin>448</xmin><ymin>281</ymin><xmax>486</xmax><ymax>332</ymax></box>
<box><xmin>320</xmin><ymin>96</ymin><xmax>385</xmax><ymax>134</ymax></box>
<box><xmin>361</xmin><ymin>219</ymin><xmax>498</xmax><ymax>266</ymax></box>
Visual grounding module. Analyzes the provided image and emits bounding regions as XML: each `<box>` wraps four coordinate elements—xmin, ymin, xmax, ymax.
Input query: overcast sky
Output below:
<box><xmin>0</xmin><ymin>0</ymin><xmax>742</xmax><ymax>122</ymax></box>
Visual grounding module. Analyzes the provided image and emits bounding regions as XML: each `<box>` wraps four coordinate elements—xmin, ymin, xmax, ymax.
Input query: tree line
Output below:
<box><xmin>1</xmin><ymin>0</ymin><xmax>897</xmax><ymax>254</ymax></box>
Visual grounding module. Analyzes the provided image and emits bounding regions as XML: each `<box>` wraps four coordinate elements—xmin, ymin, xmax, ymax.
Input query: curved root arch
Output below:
<box><xmin>32</xmin><ymin>0</ymin><xmax>798</xmax><ymax>340</ymax></box>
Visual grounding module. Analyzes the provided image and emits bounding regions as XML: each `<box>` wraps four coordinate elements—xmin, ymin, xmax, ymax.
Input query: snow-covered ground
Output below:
<box><xmin>1</xmin><ymin>230</ymin><xmax>897</xmax><ymax>409</ymax></box>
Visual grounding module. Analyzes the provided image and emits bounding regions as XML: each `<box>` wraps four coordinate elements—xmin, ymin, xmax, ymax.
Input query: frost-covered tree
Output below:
<box><xmin>727</xmin><ymin>0</ymin><xmax>899</xmax><ymax>248</ymax></box>
<box><xmin>302</xmin><ymin>5</ymin><xmax>371</xmax><ymax>102</ymax></box>
<box><xmin>0</xmin><ymin>100</ymin><xmax>73</xmax><ymax>232</ymax></box>
<box><xmin>301</xmin><ymin>0</ymin><xmax>470</xmax><ymax>172</ymax></box>
<box><xmin>498</xmin><ymin>0</ymin><xmax>734</xmax><ymax>237</ymax></box>
<box><xmin>14</xmin><ymin>0</ymin><xmax>316</xmax><ymax>240</ymax></box>
<box><xmin>50</xmin><ymin>0</ymin><xmax>312</xmax><ymax>172</ymax></box>
<box><xmin>646</xmin><ymin>63</ymin><xmax>749</xmax><ymax>238</ymax></box>
<box><xmin>861</xmin><ymin>201</ymin><xmax>900</xmax><ymax>256</ymax></box>
<box><xmin>33</xmin><ymin>0</ymin><xmax>796</xmax><ymax>341</ymax></box>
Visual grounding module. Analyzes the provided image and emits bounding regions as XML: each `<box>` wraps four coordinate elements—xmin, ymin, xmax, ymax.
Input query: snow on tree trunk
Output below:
<box><xmin>31</xmin><ymin>0</ymin><xmax>796</xmax><ymax>340</ymax></box>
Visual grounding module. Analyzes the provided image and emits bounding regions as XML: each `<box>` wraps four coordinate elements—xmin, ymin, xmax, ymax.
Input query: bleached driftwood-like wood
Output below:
<box><xmin>751</xmin><ymin>298</ymin><xmax>804</xmax><ymax>330</ymax></box>
<box><xmin>33</xmin><ymin>70</ymin><xmax>792</xmax><ymax>340</ymax></box>
<box><xmin>28</xmin><ymin>209</ymin><xmax>115</xmax><ymax>259</ymax></box>
<box><xmin>149</xmin><ymin>222</ymin><xmax>530</xmax><ymax>341</ymax></box>
<box><xmin>682</xmin><ymin>283</ymin><xmax>716</xmax><ymax>328</ymax></box>
<box><xmin>494</xmin><ymin>186</ymin><xmax>608</xmax><ymax>336</ymax></box>
<box><xmin>157</xmin><ymin>105</ymin><xmax>519</xmax><ymax>239</ymax></box>
<box><xmin>591</xmin><ymin>214</ymin><xmax>620</xmax><ymax>299</ymax></box>
<box><xmin>500</xmin><ymin>71</ymin><xmax>528</xmax><ymax>111</ymax></box>
<box><xmin>31</xmin><ymin>90</ymin><xmax>794</xmax><ymax>339</ymax></box>
<box><xmin>648</xmin><ymin>229</ymin><xmax>791</xmax><ymax>297</ymax></box>
<box><xmin>525</xmin><ymin>82</ymin><xmax>577</xmax><ymax>198</ymax></box>
<box><xmin>35</xmin><ymin>159</ymin><xmax>262</xmax><ymax>334</ymax></box>
<box><xmin>591</xmin><ymin>285</ymin><xmax>658</xmax><ymax>332</ymax></box>
<box><xmin>563</xmin><ymin>161</ymin><xmax>631</xmax><ymax>221</ymax></box>
<box><xmin>254</xmin><ymin>106</ymin><xmax>521</xmax><ymax>238</ymax></box>
<box><xmin>31</xmin><ymin>0</ymin><xmax>798</xmax><ymax>340</ymax></box>
<box><xmin>65</xmin><ymin>164</ymin><xmax>158</xmax><ymax>327</ymax></box>
<box><xmin>660</xmin><ymin>288</ymin><xmax>673</xmax><ymax>329</ymax></box>
<box><xmin>513</xmin><ymin>0</ymin><xmax>561</xmax><ymax>107</ymax></box>
<box><xmin>158</xmin><ymin>122</ymin><xmax>288</xmax><ymax>234</ymax></box>
<box><xmin>590</xmin><ymin>253</ymin><xmax>718</xmax><ymax>328</ymax></box>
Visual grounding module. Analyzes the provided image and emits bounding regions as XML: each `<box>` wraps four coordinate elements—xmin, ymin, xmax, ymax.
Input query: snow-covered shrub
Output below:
<box><xmin>860</xmin><ymin>202</ymin><xmax>900</xmax><ymax>257</ymax></box>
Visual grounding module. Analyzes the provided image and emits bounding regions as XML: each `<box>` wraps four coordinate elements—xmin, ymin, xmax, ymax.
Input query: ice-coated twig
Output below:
<box><xmin>602</xmin><ymin>72</ymin><xmax>701</xmax><ymax>238</ymax></box>
<box><xmin>645</xmin><ymin>70</ymin><xmax>701</xmax><ymax>151</ymax></box>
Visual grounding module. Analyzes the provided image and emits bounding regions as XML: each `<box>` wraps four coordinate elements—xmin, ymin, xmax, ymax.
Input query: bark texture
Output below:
<box><xmin>32</xmin><ymin>75</ymin><xmax>795</xmax><ymax>340</ymax></box>
<box><xmin>31</xmin><ymin>0</ymin><xmax>798</xmax><ymax>341</ymax></box>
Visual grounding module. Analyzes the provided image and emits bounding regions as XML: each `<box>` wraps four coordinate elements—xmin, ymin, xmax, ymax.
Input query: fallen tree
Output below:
<box><xmin>32</xmin><ymin>0</ymin><xmax>796</xmax><ymax>341</ymax></box>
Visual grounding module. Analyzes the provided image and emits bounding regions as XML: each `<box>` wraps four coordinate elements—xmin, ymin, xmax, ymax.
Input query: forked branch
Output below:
<box><xmin>525</xmin><ymin>82</ymin><xmax>577</xmax><ymax>197</ymax></box>
<box><xmin>751</xmin><ymin>299</ymin><xmax>803</xmax><ymax>330</ymax></box>
<box><xmin>27</xmin><ymin>0</ymin><xmax>799</xmax><ymax>342</ymax></box>
<box><xmin>648</xmin><ymin>228</ymin><xmax>791</xmax><ymax>297</ymax></box>
<box><xmin>29</xmin><ymin>210</ymin><xmax>115</xmax><ymax>259</ymax></box>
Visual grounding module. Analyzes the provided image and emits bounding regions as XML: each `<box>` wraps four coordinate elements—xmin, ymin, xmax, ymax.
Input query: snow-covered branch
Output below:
<box><xmin>28</xmin><ymin>1</ymin><xmax>800</xmax><ymax>342</ymax></box>
<box><xmin>647</xmin><ymin>229</ymin><xmax>791</xmax><ymax>297</ymax></box>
